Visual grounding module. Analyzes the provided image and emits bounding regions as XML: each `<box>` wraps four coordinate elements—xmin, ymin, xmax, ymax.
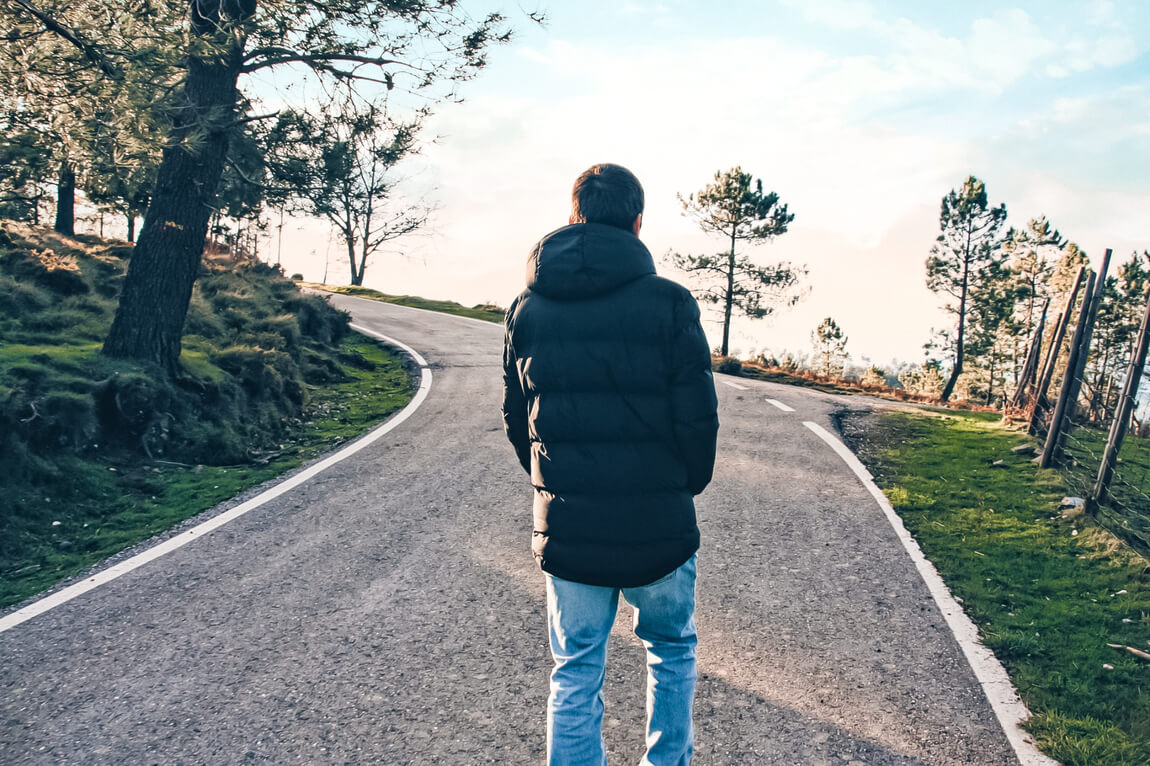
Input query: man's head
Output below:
<box><xmin>570</xmin><ymin>163</ymin><xmax>644</xmax><ymax>235</ymax></box>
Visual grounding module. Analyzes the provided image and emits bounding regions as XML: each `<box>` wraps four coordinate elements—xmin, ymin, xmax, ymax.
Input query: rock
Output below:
<box><xmin>1060</xmin><ymin>496</ymin><xmax>1085</xmax><ymax>508</ymax></box>
<box><xmin>991</xmin><ymin>459</ymin><xmax>1007</xmax><ymax>468</ymax></box>
<box><xmin>1012</xmin><ymin>443</ymin><xmax>1037</xmax><ymax>455</ymax></box>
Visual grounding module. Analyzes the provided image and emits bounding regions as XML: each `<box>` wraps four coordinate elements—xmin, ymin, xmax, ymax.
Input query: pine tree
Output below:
<box><xmin>811</xmin><ymin>317</ymin><xmax>848</xmax><ymax>378</ymax></box>
<box><xmin>668</xmin><ymin>167</ymin><xmax>803</xmax><ymax>356</ymax></box>
<box><xmin>964</xmin><ymin>259</ymin><xmax>1015</xmax><ymax>405</ymax></box>
<box><xmin>925</xmin><ymin>176</ymin><xmax>1008</xmax><ymax>401</ymax></box>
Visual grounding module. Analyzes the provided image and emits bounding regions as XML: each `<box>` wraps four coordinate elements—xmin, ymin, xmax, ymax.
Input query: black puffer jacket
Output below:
<box><xmin>502</xmin><ymin>223</ymin><xmax>719</xmax><ymax>587</ymax></box>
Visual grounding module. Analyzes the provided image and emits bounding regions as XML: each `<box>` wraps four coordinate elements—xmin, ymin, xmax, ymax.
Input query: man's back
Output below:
<box><xmin>502</xmin><ymin>221</ymin><xmax>718</xmax><ymax>588</ymax></box>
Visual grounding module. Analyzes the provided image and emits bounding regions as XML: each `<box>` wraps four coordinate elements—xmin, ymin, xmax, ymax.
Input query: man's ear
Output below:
<box><xmin>632</xmin><ymin>213</ymin><xmax>643</xmax><ymax>236</ymax></box>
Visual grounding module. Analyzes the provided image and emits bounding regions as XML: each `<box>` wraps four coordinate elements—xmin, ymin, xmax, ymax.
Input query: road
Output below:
<box><xmin>1</xmin><ymin>295</ymin><xmax>1033</xmax><ymax>764</ymax></box>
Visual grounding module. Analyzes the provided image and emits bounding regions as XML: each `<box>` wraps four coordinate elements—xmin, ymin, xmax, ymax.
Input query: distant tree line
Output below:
<box><xmin>920</xmin><ymin>174</ymin><xmax>1149</xmax><ymax>411</ymax></box>
<box><xmin>688</xmin><ymin>170</ymin><xmax>1146</xmax><ymax>415</ymax></box>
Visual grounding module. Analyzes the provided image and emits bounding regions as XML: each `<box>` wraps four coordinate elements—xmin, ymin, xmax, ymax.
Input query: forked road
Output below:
<box><xmin>2</xmin><ymin>294</ymin><xmax>1036</xmax><ymax>764</ymax></box>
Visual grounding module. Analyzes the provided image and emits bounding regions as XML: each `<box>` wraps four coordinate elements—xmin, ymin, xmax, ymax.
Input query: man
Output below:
<box><xmin>502</xmin><ymin>163</ymin><xmax>720</xmax><ymax>765</ymax></box>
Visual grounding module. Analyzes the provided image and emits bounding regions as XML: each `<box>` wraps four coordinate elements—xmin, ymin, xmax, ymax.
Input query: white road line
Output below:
<box><xmin>722</xmin><ymin>380</ymin><xmax>748</xmax><ymax>390</ymax></box>
<box><xmin>802</xmin><ymin>421</ymin><xmax>1057</xmax><ymax>766</ymax></box>
<box><xmin>349</xmin><ymin>323</ymin><xmax>428</xmax><ymax>367</ymax></box>
<box><xmin>0</xmin><ymin>327</ymin><xmax>433</xmax><ymax>635</ymax></box>
<box><xmin>766</xmin><ymin>398</ymin><xmax>795</xmax><ymax>412</ymax></box>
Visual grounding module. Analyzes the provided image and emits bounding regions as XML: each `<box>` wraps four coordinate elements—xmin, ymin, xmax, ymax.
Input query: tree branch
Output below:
<box><xmin>241</xmin><ymin>50</ymin><xmax>409</xmax><ymax>83</ymax></box>
<box><xmin>8</xmin><ymin>0</ymin><xmax>119</xmax><ymax>78</ymax></box>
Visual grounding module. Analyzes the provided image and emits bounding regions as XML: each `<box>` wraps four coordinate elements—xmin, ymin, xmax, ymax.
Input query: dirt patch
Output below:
<box><xmin>831</xmin><ymin>407</ymin><xmax>888</xmax><ymax>465</ymax></box>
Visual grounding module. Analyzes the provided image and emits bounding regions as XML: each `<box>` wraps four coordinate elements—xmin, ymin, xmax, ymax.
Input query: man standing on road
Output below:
<box><xmin>502</xmin><ymin>163</ymin><xmax>720</xmax><ymax>765</ymax></box>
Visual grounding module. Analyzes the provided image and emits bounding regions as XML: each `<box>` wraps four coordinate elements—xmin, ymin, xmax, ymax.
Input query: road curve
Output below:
<box><xmin>1</xmin><ymin>294</ymin><xmax>1024</xmax><ymax>764</ymax></box>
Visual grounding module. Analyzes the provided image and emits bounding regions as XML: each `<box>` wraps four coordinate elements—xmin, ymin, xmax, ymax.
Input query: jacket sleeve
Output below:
<box><xmin>670</xmin><ymin>292</ymin><xmax>719</xmax><ymax>495</ymax></box>
<box><xmin>502</xmin><ymin>314</ymin><xmax>532</xmax><ymax>475</ymax></box>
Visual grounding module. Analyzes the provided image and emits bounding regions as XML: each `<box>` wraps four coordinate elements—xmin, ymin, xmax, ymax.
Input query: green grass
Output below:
<box><xmin>853</xmin><ymin>409</ymin><xmax>1150</xmax><ymax>765</ymax></box>
<box><xmin>301</xmin><ymin>282</ymin><xmax>505</xmax><ymax>323</ymax></box>
<box><xmin>0</xmin><ymin>222</ymin><xmax>416</xmax><ymax>609</ymax></box>
<box><xmin>1060</xmin><ymin>424</ymin><xmax>1150</xmax><ymax>559</ymax></box>
<box><xmin>0</xmin><ymin>333</ymin><xmax>411</xmax><ymax>609</ymax></box>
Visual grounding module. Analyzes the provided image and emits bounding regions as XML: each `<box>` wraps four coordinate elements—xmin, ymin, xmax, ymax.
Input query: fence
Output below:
<box><xmin>1008</xmin><ymin>249</ymin><xmax>1150</xmax><ymax>559</ymax></box>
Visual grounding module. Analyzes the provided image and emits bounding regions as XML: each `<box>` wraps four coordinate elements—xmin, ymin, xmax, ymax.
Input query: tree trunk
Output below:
<box><xmin>941</xmin><ymin>290</ymin><xmax>966</xmax><ymax>401</ymax></box>
<box><xmin>941</xmin><ymin>235</ymin><xmax>973</xmax><ymax>402</ymax></box>
<box><xmin>721</xmin><ymin>232</ymin><xmax>735</xmax><ymax>356</ymax></box>
<box><xmin>103</xmin><ymin>3</ymin><xmax>250</xmax><ymax>374</ymax></box>
<box><xmin>54</xmin><ymin>160</ymin><xmax>75</xmax><ymax>235</ymax></box>
<box><xmin>345</xmin><ymin>236</ymin><xmax>361</xmax><ymax>285</ymax></box>
<box><xmin>127</xmin><ymin>214</ymin><xmax>136</xmax><ymax>242</ymax></box>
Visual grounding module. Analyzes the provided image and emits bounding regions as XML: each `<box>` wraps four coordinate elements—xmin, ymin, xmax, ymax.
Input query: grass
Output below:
<box><xmin>300</xmin><ymin>282</ymin><xmax>505</xmax><ymax>323</ymax></box>
<box><xmin>1</xmin><ymin>332</ymin><xmax>411</xmax><ymax>609</ymax></box>
<box><xmin>0</xmin><ymin>222</ymin><xmax>415</xmax><ymax>609</ymax></box>
<box><xmin>1060</xmin><ymin>424</ymin><xmax>1150</xmax><ymax>559</ymax></box>
<box><xmin>850</xmin><ymin>408</ymin><xmax>1150</xmax><ymax>765</ymax></box>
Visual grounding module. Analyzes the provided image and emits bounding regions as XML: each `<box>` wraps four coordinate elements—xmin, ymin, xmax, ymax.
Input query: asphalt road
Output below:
<box><xmin>2</xmin><ymin>295</ymin><xmax>1026</xmax><ymax>765</ymax></box>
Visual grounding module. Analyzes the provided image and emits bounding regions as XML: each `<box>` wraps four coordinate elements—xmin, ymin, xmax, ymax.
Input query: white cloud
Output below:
<box><xmin>1062</xmin><ymin>34</ymin><xmax>1139</xmax><ymax>72</ymax></box>
<box><xmin>779</xmin><ymin>0</ymin><xmax>879</xmax><ymax>30</ymax></box>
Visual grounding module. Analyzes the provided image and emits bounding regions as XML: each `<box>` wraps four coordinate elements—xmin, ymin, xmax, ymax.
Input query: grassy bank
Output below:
<box><xmin>1</xmin><ymin>333</ymin><xmax>410</xmax><ymax>609</ymax></box>
<box><xmin>847</xmin><ymin>408</ymin><xmax>1150</xmax><ymax>765</ymax></box>
<box><xmin>1</xmin><ymin>224</ymin><xmax>414</xmax><ymax>609</ymax></box>
<box><xmin>300</xmin><ymin>282</ymin><xmax>505</xmax><ymax>323</ymax></box>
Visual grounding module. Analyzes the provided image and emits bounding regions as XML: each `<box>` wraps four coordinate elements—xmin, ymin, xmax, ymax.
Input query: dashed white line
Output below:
<box><xmin>802</xmin><ymin>420</ymin><xmax>1057</xmax><ymax>766</ymax></box>
<box><xmin>766</xmin><ymin>398</ymin><xmax>795</xmax><ymax>412</ymax></box>
<box><xmin>722</xmin><ymin>380</ymin><xmax>748</xmax><ymax>390</ymax></box>
<box><xmin>0</xmin><ymin>325</ymin><xmax>432</xmax><ymax>635</ymax></box>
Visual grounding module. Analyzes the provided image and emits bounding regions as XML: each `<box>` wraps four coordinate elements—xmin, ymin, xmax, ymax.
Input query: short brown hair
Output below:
<box><xmin>570</xmin><ymin>164</ymin><xmax>644</xmax><ymax>231</ymax></box>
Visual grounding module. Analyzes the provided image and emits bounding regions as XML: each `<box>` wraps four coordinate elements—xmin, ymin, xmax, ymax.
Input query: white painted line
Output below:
<box><xmin>766</xmin><ymin>398</ymin><xmax>795</xmax><ymax>412</ymax></box>
<box><xmin>349</xmin><ymin>323</ymin><xmax>428</xmax><ymax>367</ymax></box>
<box><xmin>722</xmin><ymin>380</ymin><xmax>748</xmax><ymax>391</ymax></box>
<box><xmin>802</xmin><ymin>421</ymin><xmax>1057</xmax><ymax>766</ymax></box>
<box><xmin>0</xmin><ymin>327</ymin><xmax>433</xmax><ymax>635</ymax></box>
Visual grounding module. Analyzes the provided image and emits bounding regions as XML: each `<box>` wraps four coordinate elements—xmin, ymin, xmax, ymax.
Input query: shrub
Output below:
<box><xmin>714</xmin><ymin>356</ymin><xmax>743</xmax><ymax>375</ymax></box>
<box><xmin>213</xmin><ymin>346</ymin><xmax>304</xmax><ymax>406</ymax></box>
<box><xmin>302</xmin><ymin>347</ymin><xmax>350</xmax><ymax>384</ymax></box>
<box><xmin>34</xmin><ymin>391</ymin><xmax>99</xmax><ymax>449</ymax></box>
<box><xmin>860</xmin><ymin>365</ymin><xmax>887</xmax><ymax>388</ymax></box>
<box><xmin>250</xmin><ymin>314</ymin><xmax>301</xmax><ymax>351</ymax></box>
<box><xmin>93</xmin><ymin>371</ymin><xmax>173</xmax><ymax>441</ymax></box>
<box><xmin>289</xmin><ymin>294</ymin><xmax>349</xmax><ymax>345</ymax></box>
<box><xmin>0</xmin><ymin>279</ymin><xmax>50</xmax><ymax>316</ymax></box>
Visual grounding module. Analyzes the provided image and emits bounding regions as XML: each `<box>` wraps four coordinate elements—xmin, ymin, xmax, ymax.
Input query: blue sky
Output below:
<box><xmin>276</xmin><ymin>0</ymin><xmax>1150</xmax><ymax>365</ymax></box>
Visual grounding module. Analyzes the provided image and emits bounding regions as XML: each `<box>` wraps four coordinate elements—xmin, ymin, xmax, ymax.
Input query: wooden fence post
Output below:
<box><xmin>1030</xmin><ymin>266</ymin><xmax>1086</xmax><ymax>435</ymax></box>
<box><xmin>1042</xmin><ymin>270</ymin><xmax>1095</xmax><ymax>468</ymax></box>
<box><xmin>1090</xmin><ymin>293</ymin><xmax>1150</xmax><ymax>509</ymax></box>
<box><xmin>1054</xmin><ymin>249</ymin><xmax>1112</xmax><ymax>454</ymax></box>
<box><xmin>1009</xmin><ymin>297</ymin><xmax>1050</xmax><ymax>413</ymax></box>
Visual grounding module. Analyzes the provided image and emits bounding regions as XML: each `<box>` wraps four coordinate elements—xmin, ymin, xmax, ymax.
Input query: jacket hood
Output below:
<box><xmin>527</xmin><ymin>223</ymin><xmax>656</xmax><ymax>300</ymax></box>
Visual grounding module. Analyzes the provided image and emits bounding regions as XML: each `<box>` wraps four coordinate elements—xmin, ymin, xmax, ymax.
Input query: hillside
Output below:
<box><xmin>0</xmin><ymin>222</ymin><xmax>413</xmax><ymax>607</ymax></box>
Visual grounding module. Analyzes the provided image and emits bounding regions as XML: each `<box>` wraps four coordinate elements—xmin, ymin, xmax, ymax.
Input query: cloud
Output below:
<box><xmin>782</xmin><ymin>1</ymin><xmax>1142</xmax><ymax>91</ymax></box>
<box><xmin>779</xmin><ymin>0</ymin><xmax>878</xmax><ymax>30</ymax></box>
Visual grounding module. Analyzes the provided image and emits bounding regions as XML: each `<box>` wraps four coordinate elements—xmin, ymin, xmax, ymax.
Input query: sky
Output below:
<box><xmin>266</xmin><ymin>0</ymin><xmax>1150</xmax><ymax>367</ymax></box>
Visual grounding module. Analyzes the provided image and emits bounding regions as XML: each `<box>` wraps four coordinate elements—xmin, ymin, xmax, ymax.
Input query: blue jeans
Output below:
<box><xmin>544</xmin><ymin>554</ymin><xmax>698</xmax><ymax>766</ymax></box>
